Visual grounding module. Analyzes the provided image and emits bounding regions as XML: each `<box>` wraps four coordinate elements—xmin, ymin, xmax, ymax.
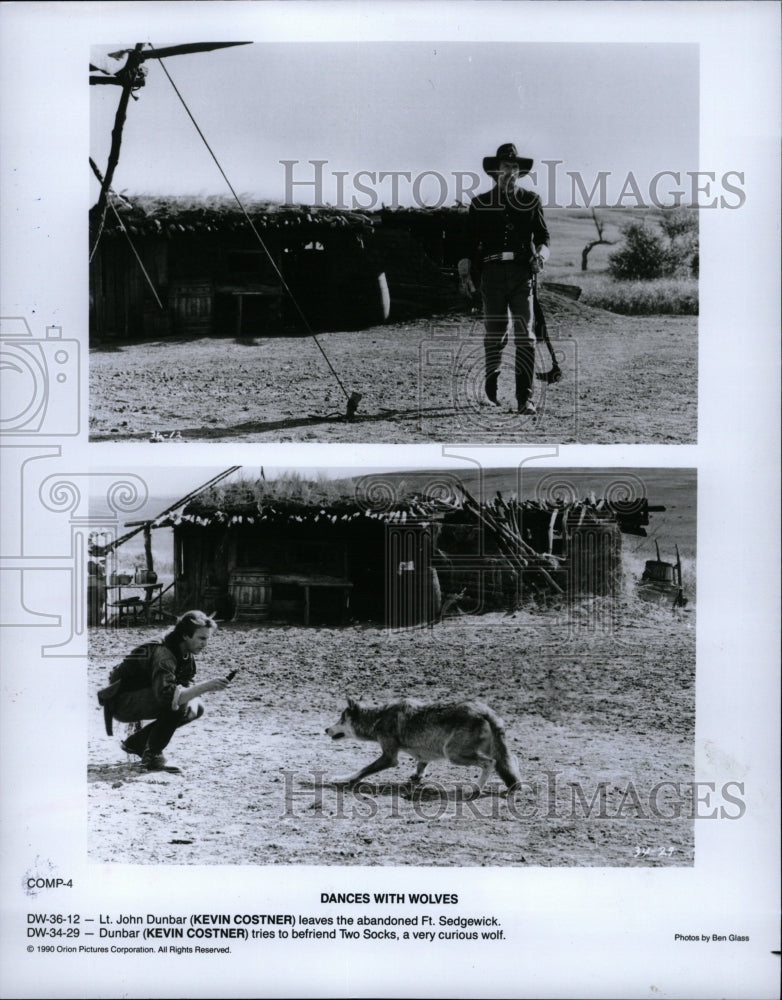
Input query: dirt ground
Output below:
<box><xmin>89</xmin><ymin>301</ymin><xmax>697</xmax><ymax>444</ymax></box>
<box><xmin>87</xmin><ymin>597</ymin><xmax>695</xmax><ymax>867</ymax></box>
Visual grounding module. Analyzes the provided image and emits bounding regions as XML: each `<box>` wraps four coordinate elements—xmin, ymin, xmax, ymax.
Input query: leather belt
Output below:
<box><xmin>482</xmin><ymin>251</ymin><xmax>519</xmax><ymax>264</ymax></box>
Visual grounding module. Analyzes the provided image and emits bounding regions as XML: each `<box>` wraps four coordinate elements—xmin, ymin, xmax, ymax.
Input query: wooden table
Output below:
<box><xmin>269</xmin><ymin>574</ymin><xmax>353</xmax><ymax>626</ymax></box>
<box><xmin>215</xmin><ymin>285</ymin><xmax>283</xmax><ymax>337</ymax></box>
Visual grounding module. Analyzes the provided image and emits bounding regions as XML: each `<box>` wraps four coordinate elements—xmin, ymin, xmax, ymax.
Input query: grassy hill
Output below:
<box><xmin>540</xmin><ymin>207</ymin><xmax>698</xmax><ymax>315</ymax></box>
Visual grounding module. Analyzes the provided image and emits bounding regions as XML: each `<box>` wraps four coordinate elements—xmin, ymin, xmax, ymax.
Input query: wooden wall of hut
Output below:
<box><xmin>172</xmin><ymin>518</ymin><xmax>439</xmax><ymax>627</ymax></box>
<box><xmin>91</xmin><ymin>226</ymin><xmax>388</xmax><ymax>341</ymax></box>
<box><xmin>280</xmin><ymin>234</ymin><xmax>388</xmax><ymax>332</ymax></box>
<box><xmin>89</xmin><ymin>236</ymin><xmax>170</xmax><ymax>339</ymax></box>
<box><xmin>433</xmin><ymin>512</ymin><xmax>623</xmax><ymax>611</ymax></box>
<box><xmin>376</xmin><ymin>208</ymin><xmax>472</xmax><ymax>267</ymax></box>
<box><xmin>566</xmin><ymin>523</ymin><xmax>622</xmax><ymax>597</ymax></box>
<box><xmin>368</xmin><ymin>229</ymin><xmax>463</xmax><ymax>321</ymax></box>
<box><xmin>174</xmin><ymin>525</ymin><xmax>234</xmax><ymax>617</ymax></box>
<box><xmin>384</xmin><ymin>524</ymin><xmax>441</xmax><ymax>628</ymax></box>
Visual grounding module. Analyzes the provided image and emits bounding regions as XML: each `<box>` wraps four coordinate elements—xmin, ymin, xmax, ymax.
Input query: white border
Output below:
<box><xmin>1</xmin><ymin>3</ymin><xmax>780</xmax><ymax>999</ymax></box>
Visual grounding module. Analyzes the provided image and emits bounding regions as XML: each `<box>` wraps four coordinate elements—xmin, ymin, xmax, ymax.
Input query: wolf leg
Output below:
<box><xmin>338</xmin><ymin>752</ymin><xmax>398</xmax><ymax>787</ymax></box>
<box><xmin>475</xmin><ymin>763</ymin><xmax>493</xmax><ymax>790</ymax></box>
<box><xmin>495</xmin><ymin>750</ymin><xmax>523</xmax><ymax>791</ymax></box>
<box><xmin>485</xmin><ymin>715</ymin><xmax>523</xmax><ymax>790</ymax></box>
<box><xmin>463</xmin><ymin>762</ymin><xmax>494</xmax><ymax>798</ymax></box>
<box><xmin>409</xmin><ymin>760</ymin><xmax>429</xmax><ymax>783</ymax></box>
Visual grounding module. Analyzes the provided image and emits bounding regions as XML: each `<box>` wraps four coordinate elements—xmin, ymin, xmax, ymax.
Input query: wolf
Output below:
<box><xmin>325</xmin><ymin>697</ymin><xmax>522</xmax><ymax>793</ymax></box>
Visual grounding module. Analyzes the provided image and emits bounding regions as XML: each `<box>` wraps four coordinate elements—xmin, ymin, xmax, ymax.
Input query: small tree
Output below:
<box><xmin>659</xmin><ymin>206</ymin><xmax>698</xmax><ymax>244</ymax></box>
<box><xmin>581</xmin><ymin>208</ymin><xmax>615</xmax><ymax>271</ymax></box>
<box><xmin>608</xmin><ymin>223</ymin><xmax>676</xmax><ymax>280</ymax></box>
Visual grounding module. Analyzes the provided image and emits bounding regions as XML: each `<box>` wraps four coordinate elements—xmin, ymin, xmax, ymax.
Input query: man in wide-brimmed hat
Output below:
<box><xmin>458</xmin><ymin>142</ymin><xmax>550</xmax><ymax>414</ymax></box>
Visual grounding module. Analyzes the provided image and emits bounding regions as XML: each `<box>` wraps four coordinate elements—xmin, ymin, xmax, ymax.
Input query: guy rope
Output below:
<box><xmin>91</xmin><ymin>41</ymin><xmax>363</xmax><ymax>420</ymax></box>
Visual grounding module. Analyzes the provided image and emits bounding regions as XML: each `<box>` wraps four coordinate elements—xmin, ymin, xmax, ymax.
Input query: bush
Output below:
<box><xmin>608</xmin><ymin>223</ymin><xmax>678</xmax><ymax>280</ymax></box>
<box><xmin>609</xmin><ymin>209</ymin><xmax>699</xmax><ymax>281</ymax></box>
<box><xmin>660</xmin><ymin>206</ymin><xmax>699</xmax><ymax>275</ymax></box>
<box><xmin>658</xmin><ymin>206</ymin><xmax>698</xmax><ymax>244</ymax></box>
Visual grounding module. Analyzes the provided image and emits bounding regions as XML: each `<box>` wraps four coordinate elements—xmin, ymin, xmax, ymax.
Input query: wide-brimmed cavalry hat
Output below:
<box><xmin>483</xmin><ymin>142</ymin><xmax>534</xmax><ymax>176</ymax></box>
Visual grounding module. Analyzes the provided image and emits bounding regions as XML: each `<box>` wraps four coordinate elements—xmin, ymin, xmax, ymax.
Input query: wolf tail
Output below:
<box><xmin>486</xmin><ymin>712</ymin><xmax>522</xmax><ymax>790</ymax></box>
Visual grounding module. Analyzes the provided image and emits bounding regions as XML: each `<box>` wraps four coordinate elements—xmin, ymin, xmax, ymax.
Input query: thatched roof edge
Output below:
<box><xmin>91</xmin><ymin>194</ymin><xmax>376</xmax><ymax>237</ymax></box>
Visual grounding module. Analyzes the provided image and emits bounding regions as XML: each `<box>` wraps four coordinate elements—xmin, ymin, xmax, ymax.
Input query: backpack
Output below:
<box><xmin>97</xmin><ymin>642</ymin><xmax>196</xmax><ymax>736</ymax></box>
<box><xmin>97</xmin><ymin>641</ymin><xmax>165</xmax><ymax>737</ymax></box>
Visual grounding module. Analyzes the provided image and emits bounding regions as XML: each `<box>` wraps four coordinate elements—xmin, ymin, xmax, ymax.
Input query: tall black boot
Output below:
<box><xmin>485</xmin><ymin>372</ymin><xmax>499</xmax><ymax>405</ymax></box>
<box><xmin>120</xmin><ymin>722</ymin><xmax>154</xmax><ymax>757</ymax></box>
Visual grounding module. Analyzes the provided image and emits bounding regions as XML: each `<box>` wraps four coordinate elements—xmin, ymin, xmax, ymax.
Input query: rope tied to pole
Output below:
<box><xmin>89</xmin><ymin>159</ymin><xmax>163</xmax><ymax>310</ymax></box>
<box><xmin>151</xmin><ymin>46</ymin><xmax>354</xmax><ymax>406</ymax></box>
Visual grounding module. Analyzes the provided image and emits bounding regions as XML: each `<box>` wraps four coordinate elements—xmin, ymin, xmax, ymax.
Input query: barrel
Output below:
<box><xmin>228</xmin><ymin>571</ymin><xmax>271</xmax><ymax>622</ymax></box>
<box><xmin>642</xmin><ymin>561</ymin><xmax>675</xmax><ymax>583</ymax></box>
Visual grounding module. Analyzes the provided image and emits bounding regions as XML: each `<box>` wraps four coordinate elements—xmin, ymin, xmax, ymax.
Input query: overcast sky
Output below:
<box><xmin>90</xmin><ymin>41</ymin><xmax>698</xmax><ymax>208</ymax></box>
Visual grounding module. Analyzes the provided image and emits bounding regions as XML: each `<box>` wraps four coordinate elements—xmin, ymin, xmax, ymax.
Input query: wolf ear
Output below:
<box><xmin>347</xmin><ymin>695</ymin><xmax>358</xmax><ymax>710</ymax></box>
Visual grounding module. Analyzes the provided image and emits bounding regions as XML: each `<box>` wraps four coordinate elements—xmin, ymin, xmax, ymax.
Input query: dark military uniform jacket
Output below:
<box><xmin>467</xmin><ymin>185</ymin><xmax>550</xmax><ymax>273</ymax></box>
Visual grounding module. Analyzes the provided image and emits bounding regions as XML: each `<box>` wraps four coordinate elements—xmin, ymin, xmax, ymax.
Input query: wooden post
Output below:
<box><xmin>95</xmin><ymin>43</ymin><xmax>145</xmax><ymax>221</ymax></box>
<box><xmin>144</xmin><ymin>522</ymin><xmax>154</xmax><ymax>572</ymax></box>
<box><xmin>143</xmin><ymin>522</ymin><xmax>156</xmax><ymax>618</ymax></box>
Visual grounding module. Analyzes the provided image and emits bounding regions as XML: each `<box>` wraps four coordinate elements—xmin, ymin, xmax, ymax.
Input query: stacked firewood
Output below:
<box><xmin>452</xmin><ymin>485</ymin><xmax>567</xmax><ymax>594</ymax></box>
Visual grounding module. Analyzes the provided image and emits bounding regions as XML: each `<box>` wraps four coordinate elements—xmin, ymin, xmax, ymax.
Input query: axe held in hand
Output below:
<box><xmin>530</xmin><ymin>272</ymin><xmax>563</xmax><ymax>384</ymax></box>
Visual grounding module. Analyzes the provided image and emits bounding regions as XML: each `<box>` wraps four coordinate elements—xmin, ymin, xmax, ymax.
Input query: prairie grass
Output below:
<box><xmin>579</xmin><ymin>276</ymin><xmax>698</xmax><ymax>315</ymax></box>
<box><xmin>193</xmin><ymin>472</ymin><xmax>359</xmax><ymax>513</ymax></box>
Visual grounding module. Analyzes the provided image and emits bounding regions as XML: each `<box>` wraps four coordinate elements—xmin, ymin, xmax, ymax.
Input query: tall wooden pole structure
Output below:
<box><xmin>94</xmin><ymin>43</ymin><xmax>145</xmax><ymax>220</ymax></box>
<box><xmin>90</xmin><ymin>41</ymin><xmax>252</xmax><ymax>218</ymax></box>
